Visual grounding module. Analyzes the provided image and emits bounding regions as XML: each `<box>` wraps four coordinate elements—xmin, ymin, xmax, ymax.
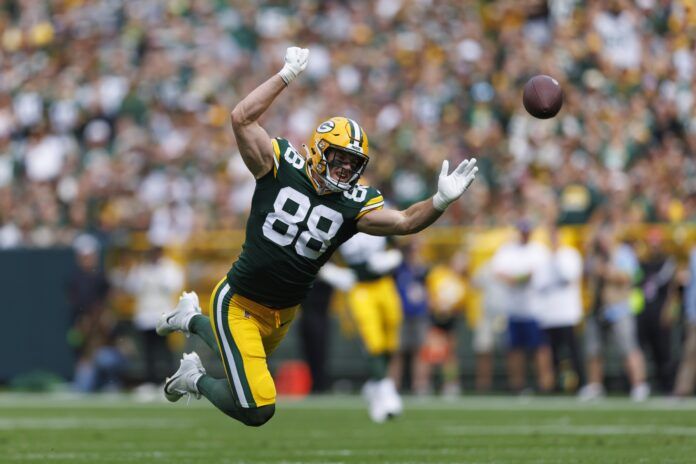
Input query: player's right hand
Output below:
<box><xmin>278</xmin><ymin>47</ymin><xmax>309</xmax><ymax>85</ymax></box>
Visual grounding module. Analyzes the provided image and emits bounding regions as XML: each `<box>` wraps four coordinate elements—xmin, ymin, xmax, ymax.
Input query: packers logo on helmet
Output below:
<box><xmin>308</xmin><ymin>116</ymin><xmax>369</xmax><ymax>192</ymax></box>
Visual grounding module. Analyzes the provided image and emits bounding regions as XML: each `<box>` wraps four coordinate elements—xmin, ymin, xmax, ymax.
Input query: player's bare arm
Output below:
<box><xmin>230</xmin><ymin>47</ymin><xmax>309</xmax><ymax>179</ymax></box>
<box><xmin>356</xmin><ymin>200</ymin><xmax>441</xmax><ymax>236</ymax></box>
<box><xmin>357</xmin><ymin>158</ymin><xmax>478</xmax><ymax>236</ymax></box>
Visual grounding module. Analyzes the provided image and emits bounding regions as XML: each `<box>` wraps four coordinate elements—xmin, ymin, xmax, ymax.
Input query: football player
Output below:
<box><xmin>155</xmin><ymin>46</ymin><xmax>478</xmax><ymax>427</ymax></box>
<box><xmin>338</xmin><ymin>232</ymin><xmax>404</xmax><ymax>423</ymax></box>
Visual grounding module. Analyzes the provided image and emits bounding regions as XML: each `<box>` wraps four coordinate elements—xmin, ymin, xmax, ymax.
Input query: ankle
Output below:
<box><xmin>191</xmin><ymin>372</ymin><xmax>204</xmax><ymax>393</ymax></box>
<box><xmin>187</xmin><ymin>313</ymin><xmax>202</xmax><ymax>333</ymax></box>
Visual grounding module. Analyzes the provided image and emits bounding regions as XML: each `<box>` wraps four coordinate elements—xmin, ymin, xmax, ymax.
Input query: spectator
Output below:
<box><xmin>674</xmin><ymin>246</ymin><xmax>696</xmax><ymax>398</ymax></box>
<box><xmin>125</xmin><ymin>246</ymin><xmax>184</xmax><ymax>386</ymax></box>
<box><xmin>68</xmin><ymin>233</ymin><xmax>125</xmax><ymax>392</ymax></box>
<box><xmin>636</xmin><ymin>228</ymin><xmax>677</xmax><ymax>394</ymax></box>
<box><xmin>471</xmin><ymin>259</ymin><xmax>508</xmax><ymax>393</ymax></box>
<box><xmin>491</xmin><ymin>219</ymin><xmax>553</xmax><ymax>394</ymax></box>
<box><xmin>421</xmin><ymin>251</ymin><xmax>468</xmax><ymax>396</ymax></box>
<box><xmin>390</xmin><ymin>238</ymin><xmax>430</xmax><ymax>394</ymax></box>
<box><xmin>579</xmin><ymin>224</ymin><xmax>650</xmax><ymax>401</ymax></box>
<box><xmin>299</xmin><ymin>263</ymin><xmax>355</xmax><ymax>394</ymax></box>
<box><xmin>533</xmin><ymin>226</ymin><xmax>585</xmax><ymax>392</ymax></box>
<box><xmin>298</xmin><ymin>279</ymin><xmax>334</xmax><ymax>394</ymax></box>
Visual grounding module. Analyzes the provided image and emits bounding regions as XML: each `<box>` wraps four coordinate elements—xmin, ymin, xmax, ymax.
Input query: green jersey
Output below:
<box><xmin>227</xmin><ymin>137</ymin><xmax>384</xmax><ymax>308</ymax></box>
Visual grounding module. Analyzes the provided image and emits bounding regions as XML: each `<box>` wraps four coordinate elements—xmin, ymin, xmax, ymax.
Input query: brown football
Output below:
<box><xmin>522</xmin><ymin>75</ymin><xmax>563</xmax><ymax>119</ymax></box>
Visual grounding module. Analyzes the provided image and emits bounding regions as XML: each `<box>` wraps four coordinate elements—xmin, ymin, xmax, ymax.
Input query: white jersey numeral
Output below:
<box><xmin>262</xmin><ymin>187</ymin><xmax>310</xmax><ymax>246</ymax></box>
<box><xmin>262</xmin><ymin>187</ymin><xmax>343</xmax><ymax>259</ymax></box>
<box><xmin>283</xmin><ymin>147</ymin><xmax>305</xmax><ymax>169</ymax></box>
<box><xmin>344</xmin><ymin>185</ymin><xmax>367</xmax><ymax>202</ymax></box>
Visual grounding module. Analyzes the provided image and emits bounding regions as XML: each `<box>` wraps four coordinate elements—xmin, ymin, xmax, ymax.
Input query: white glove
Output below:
<box><xmin>432</xmin><ymin>158</ymin><xmax>478</xmax><ymax>211</ymax></box>
<box><xmin>367</xmin><ymin>249</ymin><xmax>403</xmax><ymax>275</ymax></box>
<box><xmin>317</xmin><ymin>262</ymin><xmax>356</xmax><ymax>292</ymax></box>
<box><xmin>278</xmin><ymin>47</ymin><xmax>309</xmax><ymax>85</ymax></box>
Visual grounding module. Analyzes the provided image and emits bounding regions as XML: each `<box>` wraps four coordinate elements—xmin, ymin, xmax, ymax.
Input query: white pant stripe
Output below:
<box><xmin>215</xmin><ymin>284</ymin><xmax>250</xmax><ymax>408</ymax></box>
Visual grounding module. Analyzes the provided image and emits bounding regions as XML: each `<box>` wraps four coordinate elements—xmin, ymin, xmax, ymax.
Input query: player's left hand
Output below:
<box><xmin>432</xmin><ymin>158</ymin><xmax>478</xmax><ymax>211</ymax></box>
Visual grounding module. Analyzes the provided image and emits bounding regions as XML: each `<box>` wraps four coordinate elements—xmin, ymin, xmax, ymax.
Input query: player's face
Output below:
<box><xmin>327</xmin><ymin>149</ymin><xmax>359</xmax><ymax>183</ymax></box>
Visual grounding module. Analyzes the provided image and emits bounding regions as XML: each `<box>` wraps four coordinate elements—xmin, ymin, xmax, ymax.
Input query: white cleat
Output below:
<box><xmin>164</xmin><ymin>352</ymin><xmax>206</xmax><ymax>403</ymax></box>
<box><xmin>368</xmin><ymin>394</ymin><xmax>389</xmax><ymax>424</ymax></box>
<box><xmin>362</xmin><ymin>380</ymin><xmax>377</xmax><ymax>403</ymax></box>
<box><xmin>380</xmin><ymin>378</ymin><xmax>403</xmax><ymax>419</ymax></box>
<box><xmin>156</xmin><ymin>291</ymin><xmax>201</xmax><ymax>337</ymax></box>
<box><xmin>577</xmin><ymin>383</ymin><xmax>606</xmax><ymax>402</ymax></box>
<box><xmin>363</xmin><ymin>380</ymin><xmax>388</xmax><ymax>423</ymax></box>
<box><xmin>630</xmin><ymin>383</ymin><xmax>650</xmax><ymax>402</ymax></box>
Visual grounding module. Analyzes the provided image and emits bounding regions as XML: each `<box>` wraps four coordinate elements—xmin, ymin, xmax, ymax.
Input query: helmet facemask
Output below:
<box><xmin>313</xmin><ymin>140</ymin><xmax>368</xmax><ymax>192</ymax></box>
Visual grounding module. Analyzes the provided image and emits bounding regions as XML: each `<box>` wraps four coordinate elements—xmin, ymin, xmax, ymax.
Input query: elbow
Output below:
<box><xmin>230</xmin><ymin>105</ymin><xmax>249</xmax><ymax>128</ymax></box>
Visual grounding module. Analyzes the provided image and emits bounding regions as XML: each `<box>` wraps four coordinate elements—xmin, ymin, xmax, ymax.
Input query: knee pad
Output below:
<box><xmin>241</xmin><ymin>404</ymin><xmax>275</xmax><ymax>427</ymax></box>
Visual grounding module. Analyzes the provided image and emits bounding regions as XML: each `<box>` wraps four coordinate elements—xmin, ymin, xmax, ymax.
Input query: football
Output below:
<box><xmin>522</xmin><ymin>75</ymin><xmax>563</xmax><ymax>119</ymax></box>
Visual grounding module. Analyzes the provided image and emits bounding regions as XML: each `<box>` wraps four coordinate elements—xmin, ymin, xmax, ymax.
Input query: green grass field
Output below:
<box><xmin>2</xmin><ymin>393</ymin><xmax>696</xmax><ymax>463</ymax></box>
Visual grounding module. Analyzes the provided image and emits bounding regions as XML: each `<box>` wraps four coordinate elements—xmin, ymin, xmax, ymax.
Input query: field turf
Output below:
<box><xmin>2</xmin><ymin>393</ymin><xmax>696</xmax><ymax>463</ymax></box>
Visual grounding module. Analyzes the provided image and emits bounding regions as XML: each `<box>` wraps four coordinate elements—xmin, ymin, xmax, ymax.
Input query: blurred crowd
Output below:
<box><xmin>1</xmin><ymin>0</ymin><xmax>696</xmax><ymax>249</ymax></box>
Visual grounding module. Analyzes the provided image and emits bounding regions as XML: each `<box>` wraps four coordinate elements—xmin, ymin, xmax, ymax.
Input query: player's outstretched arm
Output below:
<box><xmin>230</xmin><ymin>47</ymin><xmax>309</xmax><ymax>179</ymax></box>
<box><xmin>357</xmin><ymin>158</ymin><xmax>478</xmax><ymax>236</ymax></box>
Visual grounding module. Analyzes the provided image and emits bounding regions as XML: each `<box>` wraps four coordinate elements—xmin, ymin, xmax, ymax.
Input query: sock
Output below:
<box><xmin>368</xmin><ymin>354</ymin><xmax>387</xmax><ymax>380</ymax></box>
<box><xmin>190</xmin><ymin>315</ymin><xmax>220</xmax><ymax>356</ymax></box>
<box><xmin>382</xmin><ymin>352</ymin><xmax>392</xmax><ymax>370</ymax></box>
<box><xmin>197</xmin><ymin>375</ymin><xmax>247</xmax><ymax>422</ymax></box>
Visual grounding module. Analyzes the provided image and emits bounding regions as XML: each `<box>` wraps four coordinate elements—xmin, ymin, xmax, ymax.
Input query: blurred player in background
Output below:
<box><xmin>154</xmin><ymin>47</ymin><xmax>478</xmax><ymax>427</ymax></box>
<box><xmin>338</xmin><ymin>232</ymin><xmax>403</xmax><ymax>423</ymax></box>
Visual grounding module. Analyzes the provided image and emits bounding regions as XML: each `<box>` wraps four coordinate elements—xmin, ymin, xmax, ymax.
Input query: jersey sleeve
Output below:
<box><xmin>355</xmin><ymin>187</ymin><xmax>384</xmax><ymax>220</ymax></box>
<box><xmin>271</xmin><ymin>137</ymin><xmax>283</xmax><ymax>177</ymax></box>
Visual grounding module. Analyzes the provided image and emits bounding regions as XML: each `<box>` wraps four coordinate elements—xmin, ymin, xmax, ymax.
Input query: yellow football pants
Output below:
<box><xmin>209</xmin><ymin>278</ymin><xmax>298</xmax><ymax>408</ymax></box>
<box><xmin>348</xmin><ymin>276</ymin><xmax>403</xmax><ymax>355</ymax></box>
